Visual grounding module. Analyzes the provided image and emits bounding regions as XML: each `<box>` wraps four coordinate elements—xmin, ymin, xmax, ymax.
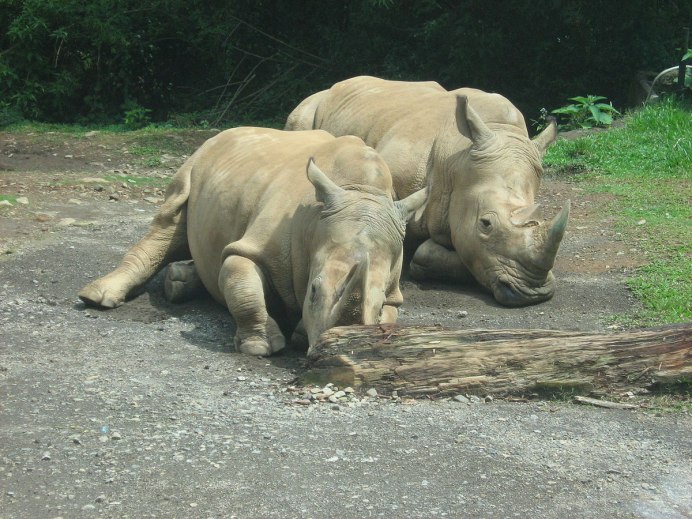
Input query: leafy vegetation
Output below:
<box><xmin>545</xmin><ymin>98</ymin><xmax>691</xmax><ymax>325</ymax></box>
<box><xmin>551</xmin><ymin>95</ymin><xmax>620</xmax><ymax>130</ymax></box>
<box><xmin>1</xmin><ymin>1</ymin><xmax>690</xmax><ymax>126</ymax></box>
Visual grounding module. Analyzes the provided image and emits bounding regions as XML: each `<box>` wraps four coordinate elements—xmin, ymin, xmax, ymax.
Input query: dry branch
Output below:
<box><xmin>303</xmin><ymin>323</ymin><xmax>692</xmax><ymax>398</ymax></box>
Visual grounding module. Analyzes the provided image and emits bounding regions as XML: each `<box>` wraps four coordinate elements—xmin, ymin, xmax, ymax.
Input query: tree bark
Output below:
<box><xmin>302</xmin><ymin>323</ymin><xmax>692</xmax><ymax>398</ymax></box>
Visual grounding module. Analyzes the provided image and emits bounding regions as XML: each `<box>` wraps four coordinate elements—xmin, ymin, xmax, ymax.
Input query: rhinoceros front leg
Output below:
<box><xmin>290</xmin><ymin>320</ymin><xmax>308</xmax><ymax>350</ymax></box>
<box><xmin>409</xmin><ymin>239</ymin><xmax>474</xmax><ymax>283</ymax></box>
<box><xmin>219</xmin><ymin>255</ymin><xmax>285</xmax><ymax>356</ymax></box>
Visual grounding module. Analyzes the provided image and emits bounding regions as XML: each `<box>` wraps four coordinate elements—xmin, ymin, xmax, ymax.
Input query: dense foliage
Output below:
<box><xmin>1</xmin><ymin>0</ymin><xmax>690</xmax><ymax>126</ymax></box>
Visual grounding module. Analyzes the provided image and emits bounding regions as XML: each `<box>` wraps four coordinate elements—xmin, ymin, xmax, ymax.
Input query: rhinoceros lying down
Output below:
<box><xmin>286</xmin><ymin>76</ymin><xmax>570</xmax><ymax>307</ymax></box>
<box><xmin>79</xmin><ymin>127</ymin><xmax>426</xmax><ymax>356</ymax></box>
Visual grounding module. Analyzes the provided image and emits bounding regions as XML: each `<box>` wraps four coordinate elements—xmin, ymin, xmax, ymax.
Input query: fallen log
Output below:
<box><xmin>303</xmin><ymin>323</ymin><xmax>692</xmax><ymax>398</ymax></box>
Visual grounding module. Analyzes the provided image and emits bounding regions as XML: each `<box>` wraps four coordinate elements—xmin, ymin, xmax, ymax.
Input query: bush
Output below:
<box><xmin>1</xmin><ymin>0</ymin><xmax>690</xmax><ymax>124</ymax></box>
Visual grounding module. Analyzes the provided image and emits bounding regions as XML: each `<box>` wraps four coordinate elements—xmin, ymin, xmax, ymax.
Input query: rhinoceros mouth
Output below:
<box><xmin>491</xmin><ymin>275</ymin><xmax>555</xmax><ymax>307</ymax></box>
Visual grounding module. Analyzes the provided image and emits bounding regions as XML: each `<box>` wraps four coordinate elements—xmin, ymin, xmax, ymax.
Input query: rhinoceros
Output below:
<box><xmin>78</xmin><ymin>127</ymin><xmax>426</xmax><ymax>356</ymax></box>
<box><xmin>285</xmin><ymin>76</ymin><xmax>570</xmax><ymax>306</ymax></box>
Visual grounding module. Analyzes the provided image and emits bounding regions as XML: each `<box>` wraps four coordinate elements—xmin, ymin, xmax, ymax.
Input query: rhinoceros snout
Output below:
<box><xmin>492</xmin><ymin>279</ymin><xmax>554</xmax><ymax>307</ymax></box>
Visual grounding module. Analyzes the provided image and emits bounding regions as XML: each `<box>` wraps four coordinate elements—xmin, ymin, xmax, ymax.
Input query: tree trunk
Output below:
<box><xmin>302</xmin><ymin>323</ymin><xmax>692</xmax><ymax>398</ymax></box>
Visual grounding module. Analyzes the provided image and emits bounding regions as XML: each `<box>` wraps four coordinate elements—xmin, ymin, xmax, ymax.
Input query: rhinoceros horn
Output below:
<box><xmin>328</xmin><ymin>253</ymin><xmax>382</xmax><ymax>326</ymax></box>
<box><xmin>531</xmin><ymin>200</ymin><xmax>571</xmax><ymax>271</ymax></box>
<box><xmin>455</xmin><ymin>95</ymin><xmax>496</xmax><ymax>149</ymax></box>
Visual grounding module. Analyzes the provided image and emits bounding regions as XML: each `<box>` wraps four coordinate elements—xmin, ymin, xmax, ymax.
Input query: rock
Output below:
<box><xmin>80</xmin><ymin>177</ymin><xmax>109</xmax><ymax>183</ymax></box>
<box><xmin>144</xmin><ymin>197</ymin><xmax>163</xmax><ymax>204</ymax></box>
<box><xmin>333</xmin><ymin>390</ymin><xmax>346</xmax><ymax>399</ymax></box>
<box><xmin>321</xmin><ymin>387</ymin><xmax>334</xmax><ymax>397</ymax></box>
<box><xmin>84</xmin><ymin>130</ymin><xmax>99</xmax><ymax>138</ymax></box>
<box><xmin>457</xmin><ymin>310</ymin><xmax>468</xmax><ymax>318</ymax></box>
<box><xmin>0</xmin><ymin>200</ymin><xmax>14</xmax><ymax>207</ymax></box>
<box><xmin>57</xmin><ymin>218</ymin><xmax>77</xmax><ymax>227</ymax></box>
<box><xmin>636</xmin><ymin>219</ymin><xmax>646</xmax><ymax>225</ymax></box>
<box><xmin>95</xmin><ymin>494</ymin><xmax>107</xmax><ymax>503</ymax></box>
<box><xmin>82</xmin><ymin>504</ymin><xmax>96</xmax><ymax>511</ymax></box>
<box><xmin>366</xmin><ymin>388</ymin><xmax>378</xmax><ymax>398</ymax></box>
<box><xmin>16</xmin><ymin>196</ymin><xmax>29</xmax><ymax>205</ymax></box>
<box><xmin>111</xmin><ymin>431</ymin><xmax>122</xmax><ymax>440</ymax></box>
<box><xmin>484</xmin><ymin>395</ymin><xmax>494</xmax><ymax>403</ymax></box>
<box><xmin>41</xmin><ymin>452</ymin><xmax>51</xmax><ymax>461</ymax></box>
<box><xmin>453</xmin><ymin>395</ymin><xmax>470</xmax><ymax>404</ymax></box>
<box><xmin>468</xmin><ymin>395</ymin><xmax>482</xmax><ymax>404</ymax></box>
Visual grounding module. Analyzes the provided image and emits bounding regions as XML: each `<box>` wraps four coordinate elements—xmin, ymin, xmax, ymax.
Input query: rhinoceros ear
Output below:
<box><xmin>306</xmin><ymin>157</ymin><xmax>345</xmax><ymax>207</ymax></box>
<box><xmin>394</xmin><ymin>187</ymin><xmax>428</xmax><ymax>224</ymax></box>
<box><xmin>455</xmin><ymin>95</ymin><xmax>495</xmax><ymax>149</ymax></box>
<box><xmin>533</xmin><ymin>117</ymin><xmax>558</xmax><ymax>157</ymax></box>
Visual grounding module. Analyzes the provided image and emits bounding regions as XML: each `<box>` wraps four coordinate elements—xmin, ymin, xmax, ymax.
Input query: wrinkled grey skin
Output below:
<box><xmin>79</xmin><ymin>127</ymin><xmax>426</xmax><ymax>356</ymax></box>
<box><xmin>286</xmin><ymin>76</ymin><xmax>570</xmax><ymax>306</ymax></box>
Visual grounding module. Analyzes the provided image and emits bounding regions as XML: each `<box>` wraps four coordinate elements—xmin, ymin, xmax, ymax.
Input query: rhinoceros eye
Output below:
<box><xmin>479</xmin><ymin>217</ymin><xmax>493</xmax><ymax>233</ymax></box>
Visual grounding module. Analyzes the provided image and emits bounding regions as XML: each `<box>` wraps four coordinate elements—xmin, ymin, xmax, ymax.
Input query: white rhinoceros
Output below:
<box><xmin>285</xmin><ymin>76</ymin><xmax>570</xmax><ymax>306</ymax></box>
<box><xmin>79</xmin><ymin>127</ymin><xmax>426</xmax><ymax>356</ymax></box>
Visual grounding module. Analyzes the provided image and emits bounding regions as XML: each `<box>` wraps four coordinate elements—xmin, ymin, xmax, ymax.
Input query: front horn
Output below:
<box><xmin>533</xmin><ymin>200</ymin><xmax>571</xmax><ymax>271</ymax></box>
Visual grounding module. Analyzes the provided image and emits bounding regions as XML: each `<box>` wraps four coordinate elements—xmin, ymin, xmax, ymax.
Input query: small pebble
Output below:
<box><xmin>366</xmin><ymin>388</ymin><xmax>378</xmax><ymax>398</ymax></box>
<box><xmin>41</xmin><ymin>452</ymin><xmax>51</xmax><ymax>461</ymax></box>
<box><xmin>454</xmin><ymin>395</ymin><xmax>470</xmax><ymax>404</ymax></box>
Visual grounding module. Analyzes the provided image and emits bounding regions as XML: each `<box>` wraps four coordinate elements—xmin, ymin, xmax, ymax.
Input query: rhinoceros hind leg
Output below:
<box><xmin>79</xmin><ymin>171</ymin><xmax>191</xmax><ymax>308</ymax></box>
<box><xmin>79</xmin><ymin>275</ymin><xmax>132</xmax><ymax>308</ymax></box>
<box><xmin>410</xmin><ymin>239</ymin><xmax>474</xmax><ymax>283</ymax></box>
<box><xmin>220</xmin><ymin>255</ymin><xmax>286</xmax><ymax>356</ymax></box>
<box><xmin>164</xmin><ymin>260</ymin><xmax>204</xmax><ymax>303</ymax></box>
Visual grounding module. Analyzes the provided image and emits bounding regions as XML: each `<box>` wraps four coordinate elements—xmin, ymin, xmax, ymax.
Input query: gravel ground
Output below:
<box><xmin>1</xmin><ymin>130</ymin><xmax>690</xmax><ymax>518</ymax></box>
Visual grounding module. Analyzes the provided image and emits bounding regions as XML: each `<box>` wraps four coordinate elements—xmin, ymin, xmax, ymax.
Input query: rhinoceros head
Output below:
<box><xmin>447</xmin><ymin>96</ymin><xmax>569</xmax><ymax>306</ymax></box>
<box><xmin>302</xmin><ymin>158</ymin><xmax>426</xmax><ymax>348</ymax></box>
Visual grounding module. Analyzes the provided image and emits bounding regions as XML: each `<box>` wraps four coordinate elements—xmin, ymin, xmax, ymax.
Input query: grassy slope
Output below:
<box><xmin>545</xmin><ymin>98</ymin><xmax>691</xmax><ymax>325</ymax></box>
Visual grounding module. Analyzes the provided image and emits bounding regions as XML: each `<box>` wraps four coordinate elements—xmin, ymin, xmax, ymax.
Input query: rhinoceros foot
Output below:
<box><xmin>234</xmin><ymin>318</ymin><xmax>285</xmax><ymax>357</ymax></box>
<box><xmin>164</xmin><ymin>260</ymin><xmax>203</xmax><ymax>303</ymax></box>
<box><xmin>78</xmin><ymin>277</ymin><xmax>129</xmax><ymax>308</ymax></box>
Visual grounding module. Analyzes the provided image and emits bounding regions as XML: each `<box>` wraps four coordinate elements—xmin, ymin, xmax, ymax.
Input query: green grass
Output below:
<box><xmin>0</xmin><ymin>194</ymin><xmax>18</xmax><ymax>204</ymax></box>
<box><xmin>545</xmin><ymin>98</ymin><xmax>691</xmax><ymax>325</ymax></box>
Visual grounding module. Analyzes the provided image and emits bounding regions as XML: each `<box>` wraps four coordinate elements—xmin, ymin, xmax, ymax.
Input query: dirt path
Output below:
<box><xmin>1</xmin><ymin>130</ymin><xmax>689</xmax><ymax>519</ymax></box>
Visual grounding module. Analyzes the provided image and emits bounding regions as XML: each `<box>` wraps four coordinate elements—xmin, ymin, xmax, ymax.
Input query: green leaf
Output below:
<box><xmin>552</xmin><ymin>105</ymin><xmax>580</xmax><ymax>115</ymax></box>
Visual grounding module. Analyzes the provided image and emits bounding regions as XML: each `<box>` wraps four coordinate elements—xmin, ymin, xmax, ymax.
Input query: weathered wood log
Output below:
<box><xmin>302</xmin><ymin>323</ymin><xmax>692</xmax><ymax>398</ymax></box>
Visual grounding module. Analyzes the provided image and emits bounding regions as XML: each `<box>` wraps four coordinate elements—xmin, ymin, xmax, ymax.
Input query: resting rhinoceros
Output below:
<box><xmin>79</xmin><ymin>127</ymin><xmax>426</xmax><ymax>356</ymax></box>
<box><xmin>285</xmin><ymin>76</ymin><xmax>569</xmax><ymax>306</ymax></box>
